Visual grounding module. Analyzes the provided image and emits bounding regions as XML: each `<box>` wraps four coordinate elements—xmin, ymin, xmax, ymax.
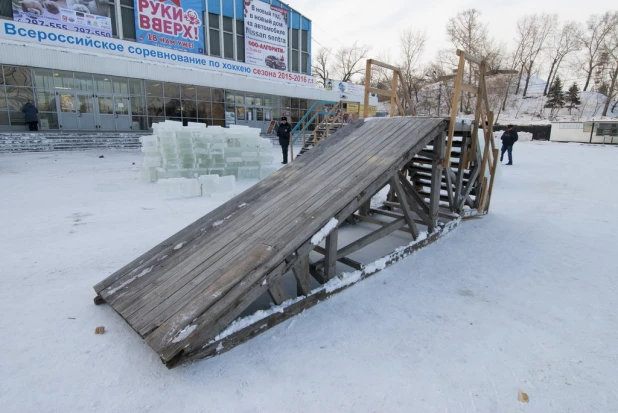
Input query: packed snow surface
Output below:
<box><xmin>1</xmin><ymin>144</ymin><xmax>617</xmax><ymax>412</ymax></box>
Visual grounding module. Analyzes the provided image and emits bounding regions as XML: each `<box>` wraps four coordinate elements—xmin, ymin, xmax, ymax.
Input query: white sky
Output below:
<box><xmin>290</xmin><ymin>0</ymin><xmax>616</xmax><ymax>80</ymax></box>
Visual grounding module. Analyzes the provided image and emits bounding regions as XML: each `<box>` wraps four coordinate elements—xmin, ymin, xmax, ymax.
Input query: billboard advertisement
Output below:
<box><xmin>135</xmin><ymin>0</ymin><xmax>204</xmax><ymax>54</ymax></box>
<box><xmin>244</xmin><ymin>0</ymin><xmax>288</xmax><ymax>71</ymax></box>
<box><xmin>325</xmin><ymin>80</ymin><xmax>365</xmax><ymax>96</ymax></box>
<box><xmin>11</xmin><ymin>0</ymin><xmax>113</xmax><ymax>37</ymax></box>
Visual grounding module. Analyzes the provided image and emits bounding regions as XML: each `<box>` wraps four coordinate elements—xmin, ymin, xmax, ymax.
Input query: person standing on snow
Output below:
<box><xmin>21</xmin><ymin>101</ymin><xmax>39</xmax><ymax>131</ymax></box>
<box><xmin>500</xmin><ymin>124</ymin><xmax>518</xmax><ymax>165</ymax></box>
<box><xmin>277</xmin><ymin>116</ymin><xmax>292</xmax><ymax>164</ymax></box>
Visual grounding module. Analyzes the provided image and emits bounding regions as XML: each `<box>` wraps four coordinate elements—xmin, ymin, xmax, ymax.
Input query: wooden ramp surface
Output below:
<box><xmin>94</xmin><ymin>117</ymin><xmax>448</xmax><ymax>365</ymax></box>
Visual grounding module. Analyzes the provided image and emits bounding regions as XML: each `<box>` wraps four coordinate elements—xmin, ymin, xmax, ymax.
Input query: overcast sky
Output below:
<box><xmin>291</xmin><ymin>0</ymin><xmax>616</xmax><ymax>77</ymax></box>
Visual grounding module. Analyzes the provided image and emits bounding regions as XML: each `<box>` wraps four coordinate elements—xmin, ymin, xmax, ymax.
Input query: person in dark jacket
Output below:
<box><xmin>500</xmin><ymin>124</ymin><xmax>518</xmax><ymax>165</ymax></box>
<box><xmin>21</xmin><ymin>102</ymin><xmax>39</xmax><ymax>131</ymax></box>
<box><xmin>277</xmin><ymin>116</ymin><xmax>292</xmax><ymax>164</ymax></box>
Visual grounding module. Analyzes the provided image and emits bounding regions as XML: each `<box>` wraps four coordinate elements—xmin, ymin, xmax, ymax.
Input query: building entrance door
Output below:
<box><xmin>56</xmin><ymin>91</ymin><xmax>97</xmax><ymax>130</ymax></box>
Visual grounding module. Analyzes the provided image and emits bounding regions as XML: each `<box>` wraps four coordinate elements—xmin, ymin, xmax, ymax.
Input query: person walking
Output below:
<box><xmin>21</xmin><ymin>101</ymin><xmax>39</xmax><ymax>131</ymax></box>
<box><xmin>277</xmin><ymin>116</ymin><xmax>292</xmax><ymax>164</ymax></box>
<box><xmin>500</xmin><ymin>124</ymin><xmax>518</xmax><ymax>165</ymax></box>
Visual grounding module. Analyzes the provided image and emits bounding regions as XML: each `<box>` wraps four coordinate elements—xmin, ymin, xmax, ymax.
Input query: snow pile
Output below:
<box><xmin>140</xmin><ymin>121</ymin><xmax>276</xmax><ymax>198</ymax></box>
<box><xmin>311</xmin><ymin>218</ymin><xmax>339</xmax><ymax>245</ymax></box>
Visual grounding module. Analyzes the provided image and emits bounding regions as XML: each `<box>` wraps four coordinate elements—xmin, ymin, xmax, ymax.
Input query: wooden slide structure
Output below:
<box><xmin>94</xmin><ymin>50</ymin><xmax>497</xmax><ymax>368</ymax></box>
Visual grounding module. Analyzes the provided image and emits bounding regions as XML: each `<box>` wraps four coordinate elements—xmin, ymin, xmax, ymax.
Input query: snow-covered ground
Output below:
<box><xmin>1</xmin><ymin>142</ymin><xmax>618</xmax><ymax>412</ymax></box>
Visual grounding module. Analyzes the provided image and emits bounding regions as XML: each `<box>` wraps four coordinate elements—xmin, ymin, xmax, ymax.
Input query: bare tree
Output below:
<box><xmin>518</xmin><ymin>13</ymin><xmax>558</xmax><ymax>97</ymax></box>
<box><xmin>601</xmin><ymin>22</ymin><xmax>618</xmax><ymax>116</ymax></box>
<box><xmin>398</xmin><ymin>29</ymin><xmax>427</xmax><ymax>110</ymax></box>
<box><xmin>543</xmin><ymin>21</ymin><xmax>582</xmax><ymax>96</ymax></box>
<box><xmin>311</xmin><ymin>47</ymin><xmax>332</xmax><ymax>88</ymax></box>
<box><xmin>577</xmin><ymin>11</ymin><xmax>618</xmax><ymax>91</ymax></box>
<box><xmin>333</xmin><ymin>42</ymin><xmax>370</xmax><ymax>83</ymax></box>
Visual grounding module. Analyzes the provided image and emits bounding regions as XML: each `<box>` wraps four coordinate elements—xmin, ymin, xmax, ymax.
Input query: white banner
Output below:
<box><xmin>325</xmin><ymin>80</ymin><xmax>365</xmax><ymax>97</ymax></box>
<box><xmin>1</xmin><ymin>21</ymin><xmax>318</xmax><ymax>87</ymax></box>
<box><xmin>243</xmin><ymin>0</ymin><xmax>288</xmax><ymax>71</ymax></box>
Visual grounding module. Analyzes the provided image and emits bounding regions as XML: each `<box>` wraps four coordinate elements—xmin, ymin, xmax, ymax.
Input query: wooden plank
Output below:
<box><xmin>390</xmin><ymin>177</ymin><xmax>420</xmax><ymax>239</ymax></box>
<box><xmin>485</xmin><ymin>148</ymin><xmax>500</xmax><ymax>213</ymax></box>
<box><xmin>458</xmin><ymin>163</ymin><xmax>481</xmax><ymax>210</ymax></box>
<box><xmin>292</xmin><ymin>255</ymin><xmax>311</xmax><ymax>296</ymax></box>
<box><xmin>443</xmin><ymin>168</ymin><xmax>455</xmax><ymax>211</ymax></box>
<box><xmin>397</xmin><ymin>171</ymin><xmax>431</xmax><ymax>220</ymax></box>
<box><xmin>370</xmin><ymin>59</ymin><xmax>401</xmax><ymax>72</ymax></box>
<box><xmin>454</xmin><ymin>137</ymin><xmax>468</xmax><ymax>210</ymax></box>
<box><xmin>390</xmin><ymin>74</ymin><xmax>398</xmax><ymax>117</ymax></box>
<box><xmin>324</xmin><ymin>228</ymin><xmax>339</xmax><ymax>280</ymax></box>
<box><xmin>131</xmin><ymin>119</ymin><xmax>444</xmax><ymax>337</ymax></box>
<box><xmin>335</xmin><ymin>218</ymin><xmax>405</xmax><ymax>259</ymax></box>
<box><xmin>268</xmin><ymin>279</ymin><xmax>288</xmax><ymax>305</ymax></box>
<box><xmin>457</xmin><ymin>49</ymin><xmax>483</xmax><ymax>65</ymax></box>
<box><xmin>354</xmin><ymin>214</ymin><xmax>414</xmax><ymax>234</ymax></box>
<box><xmin>468</xmin><ymin>61</ymin><xmax>486</xmax><ymax>168</ymax></box>
<box><xmin>443</xmin><ymin>53</ymin><xmax>465</xmax><ymax>168</ymax></box>
<box><xmin>372</xmin><ymin>87</ymin><xmax>397</xmax><ymax>98</ymax></box>
<box><xmin>312</xmin><ymin>246</ymin><xmax>363</xmax><ymax>270</ymax></box>
<box><xmin>358</xmin><ymin>200</ymin><xmax>371</xmax><ymax>216</ymax></box>
<box><xmin>172</xmin><ymin>221</ymin><xmax>459</xmax><ymax>367</ymax></box>
<box><xmin>363</xmin><ymin>60</ymin><xmax>372</xmax><ymax>118</ymax></box>
<box><xmin>428</xmin><ymin>132</ymin><xmax>444</xmax><ymax>232</ymax></box>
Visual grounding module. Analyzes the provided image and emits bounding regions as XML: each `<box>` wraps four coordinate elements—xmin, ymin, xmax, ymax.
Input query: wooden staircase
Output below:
<box><xmin>297</xmin><ymin>102</ymin><xmax>344</xmax><ymax>157</ymax></box>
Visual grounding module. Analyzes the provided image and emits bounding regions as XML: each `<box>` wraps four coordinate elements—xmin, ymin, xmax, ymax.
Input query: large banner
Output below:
<box><xmin>135</xmin><ymin>0</ymin><xmax>205</xmax><ymax>54</ymax></box>
<box><xmin>325</xmin><ymin>80</ymin><xmax>365</xmax><ymax>97</ymax></box>
<box><xmin>11</xmin><ymin>0</ymin><xmax>112</xmax><ymax>37</ymax></box>
<box><xmin>243</xmin><ymin>0</ymin><xmax>288</xmax><ymax>71</ymax></box>
<box><xmin>2</xmin><ymin>21</ymin><xmax>318</xmax><ymax>87</ymax></box>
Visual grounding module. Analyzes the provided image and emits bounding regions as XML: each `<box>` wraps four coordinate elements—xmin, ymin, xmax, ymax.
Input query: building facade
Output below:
<box><xmin>0</xmin><ymin>1</ymin><xmax>375</xmax><ymax>132</ymax></box>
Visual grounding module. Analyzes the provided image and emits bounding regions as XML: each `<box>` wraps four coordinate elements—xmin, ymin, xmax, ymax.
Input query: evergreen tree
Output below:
<box><xmin>545</xmin><ymin>75</ymin><xmax>565</xmax><ymax>114</ymax></box>
<box><xmin>566</xmin><ymin>82</ymin><xmax>582</xmax><ymax>115</ymax></box>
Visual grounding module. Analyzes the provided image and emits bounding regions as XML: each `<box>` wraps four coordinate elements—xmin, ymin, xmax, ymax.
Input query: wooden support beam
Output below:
<box><xmin>461</xmin><ymin>83</ymin><xmax>478</xmax><ymax>95</ymax></box>
<box><xmin>443</xmin><ymin>168</ymin><xmax>455</xmax><ymax>212</ymax></box>
<box><xmin>456</xmin><ymin>49</ymin><xmax>483</xmax><ymax>65</ymax></box>
<box><xmin>369</xmin><ymin>208</ymin><xmax>425</xmax><ymax>226</ymax></box>
<box><xmin>458</xmin><ymin>164</ymin><xmax>481</xmax><ymax>210</ymax></box>
<box><xmin>268</xmin><ymin>279</ymin><xmax>288</xmax><ymax>305</ymax></box>
<box><xmin>468</xmin><ymin>62</ymin><xmax>485</xmax><ymax>169</ymax></box>
<box><xmin>485</xmin><ymin>148</ymin><xmax>500</xmax><ymax>213</ymax></box>
<box><xmin>370</xmin><ymin>59</ymin><xmax>401</xmax><ymax>72</ymax></box>
<box><xmin>292</xmin><ymin>256</ymin><xmax>312</xmax><ymax>296</ymax></box>
<box><xmin>390</xmin><ymin>74</ymin><xmax>399</xmax><ymax>117</ymax></box>
<box><xmin>358</xmin><ymin>200</ymin><xmax>371</xmax><ymax>216</ymax></box>
<box><xmin>313</xmin><ymin>246</ymin><xmax>363</xmax><ymax>271</ymax></box>
<box><xmin>363</xmin><ymin>60</ymin><xmax>372</xmax><ymax>118</ymax></box>
<box><xmin>429</xmin><ymin>133</ymin><xmax>444</xmax><ymax>232</ymax></box>
<box><xmin>324</xmin><ymin>228</ymin><xmax>339</xmax><ymax>280</ymax></box>
<box><xmin>390</xmin><ymin>177</ymin><xmax>420</xmax><ymax>239</ymax></box>
<box><xmin>335</xmin><ymin>218</ymin><xmax>405</xmax><ymax>260</ymax></box>
<box><xmin>444</xmin><ymin>52</ymin><xmax>466</xmax><ymax>168</ymax></box>
<box><xmin>454</xmin><ymin>137</ymin><xmax>468</xmax><ymax>210</ymax></box>
<box><xmin>354</xmin><ymin>213</ymin><xmax>414</xmax><ymax>234</ymax></box>
<box><xmin>397</xmin><ymin>171</ymin><xmax>431</xmax><ymax>220</ymax></box>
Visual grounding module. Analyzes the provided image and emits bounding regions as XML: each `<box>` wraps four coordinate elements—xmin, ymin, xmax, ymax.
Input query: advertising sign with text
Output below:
<box><xmin>243</xmin><ymin>0</ymin><xmax>288</xmax><ymax>71</ymax></box>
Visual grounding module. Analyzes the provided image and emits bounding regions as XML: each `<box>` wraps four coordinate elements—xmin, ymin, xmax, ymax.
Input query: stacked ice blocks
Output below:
<box><xmin>140</xmin><ymin>121</ymin><xmax>276</xmax><ymax>198</ymax></box>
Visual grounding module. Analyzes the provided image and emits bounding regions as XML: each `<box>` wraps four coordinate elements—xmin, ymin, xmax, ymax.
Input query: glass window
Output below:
<box><xmin>132</xmin><ymin>116</ymin><xmax>148</xmax><ymax>131</ymax></box>
<box><xmin>212</xmin><ymin>88</ymin><xmax>224</xmax><ymax>102</ymax></box>
<box><xmin>212</xmin><ymin>102</ymin><xmax>225</xmax><ymax>118</ymax></box>
<box><xmin>292</xmin><ymin>52</ymin><xmax>299</xmax><ymax>72</ymax></box>
<box><xmin>97</xmin><ymin>96</ymin><xmax>114</xmax><ymax>114</ymax></box>
<box><xmin>223</xmin><ymin>32</ymin><xmax>234</xmax><ymax>59</ymax></box>
<box><xmin>74</xmin><ymin>73</ymin><xmax>94</xmax><ymax>91</ymax></box>
<box><xmin>245</xmin><ymin>94</ymin><xmax>254</xmax><ymax>105</ymax></box>
<box><xmin>181</xmin><ymin>85</ymin><xmax>196</xmax><ymax>100</ymax></box>
<box><xmin>222</xmin><ymin>16</ymin><xmax>233</xmax><ymax>32</ymax></box>
<box><xmin>225</xmin><ymin>91</ymin><xmax>235</xmax><ymax>104</ymax></box>
<box><xmin>197</xmin><ymin>101</ymin><xmax>212</xmax><ymax>118</ymax></box>
<box><xmin>121</xmin><ymin>7</ymin><xmax>136</xmax><ymax>39</ymax></box>
<box><xmin>0</xmin><ymin>88</ymin><xmax>7</xmax><ymax>110</ymax></box>
<box><xmin>281</xmin><ymin>97</ymin><xmax>291</xmax><ymax>108</ymax></box>
<box><xmin>114</xmin><ymin>97</ymin><xmax>129</xmax><ymax>115</ymax></box>
<box><xmin>291</xmin><ymin>98</ymin><xmax>300</xmax><ymax>108</ymax></box>
<box><xmin>6</xmin><ymin>87</ymin><xmax>35</xmax><ymax>111</ymax></box>
<box><xmin>181</xmin><ymin>99</ymin><xmax>197</xmax><ymax>117</ymax></box>
<box><xmin>234</xmin><ymin>93</ymin><xmax>244</xmax><ymax>105</ymax></box>
<box><xmin>113</xmin><ymin>77</ymin><xmax>129</xmax><ymax>94</ymax></box>
<box><xmin>148</xmin><ymin>117</ymin><xmax>165</xmax><ymax>128</ymax></box>
<box><xmin>164</xmin><ymin>98</ymin><xmax>182</xmax><ymax>117</ymax></box>
<box><xmin>292</xmin><ymin>30</ymin><xmax>299</xmax><ymax>50</ymax></box>
<box><xmin>164</xmin><ymin>83</ymin><xmax>180</xmax><ymax>98</ymax></box>
<box><xmin>236</xmin><ymin>106</ymin><xmax>245</xmax><ymax>120</ymax></box>
<box><xmin>129</xmin><ymin>78</ymin><xmax>144</xmax><ymax>95</ymax></box>
<box><xmin>263</xmin><ymin>96</ymin><xmax>272</xmax><ymax>106</ymax></box>
<box><xmin>254</xmin><ymin>95</ymin><xmax>263</xmax><ymax>106</ymax></box>
<box><xmin>0</xmin><ymin>112</ymin><xmax>8</xmax><ymax>126</ymax></box>
<box><xmin>301</xmin><ymin>30</ymin><xmax>309</xmax><ymax>52</ymax></box>
<box><xmin>120</xmin><ymin>0</ymin><xmax>133</xmax><ymax>6</ymax></box>
<box><xmin>3</xmin><ymin>66</ymin><xmax>32</xmax><ymax>86</ymax></box>
<box><xmin>147</xmin><ymin>97</ymin><xmax>164</xmax><ymax>116</ymax></box>
<box><xmin>299</xmin><ymin>99</ymin><xmax>308</xmax><ymax>110</ymax></box>
<box><xmin>209</xmin><ymin>29</ymin><xmax>221</xmax><ymax>56</ymax></box>
<box><xmin>58</xmin><ymin>93</ymin><xmax>76</xmax><ymax>113</ymax></box>
<box><xmin>301</xmin><ymin>53</ymin><xmax>309</xmax><ymax>74</ymax></box>
<box><xmin>9</xmin><ymin>112</ymin><xmax>26</xmax><ymax>126</ymax></box>
<box><xmin>131</xmin><ymin>95</ymin><xmax>146</xmax><ymax>115</ymax></box>
<box><xmin>196</xmin><ymin>86</ymin><xmax>211</xmax><ymax>101</ymax></box>
<box><xmin>109</xmin><ymin>4</ymin><xmax>118</xmax><ymax>38</ymax></box>
<box><xmin>146</xmin><ymin>80</ymin><xmax>163</xmax><ymax>97</ymax></box>
<box><xmin>39</xmin><ymin>112</ymin><xmax>59</xmax><ymax>130</ymax></box>
<box><xmin>54</xmin><ymin>71</ymin><xmax>74</xmax><ymax>89</ymax></box>
<box><xmin>208</xmin><ymin>13</ymin><xmax>219</xmax><ymax>29</ymax></box>
<box><xmin>237</xmin><ymin>36</ymin><xmax>245</xmax><ymax>62</ymax></box>
<box><xmin>34</xmin><ymin>69</ymin><xmax>54</xmax><ymax>89</ymax></box>
<box><xmin>212</xmin><ymin>119</ymin><xmax>226</xmax><ymax>127</ymax></box>
<box><xmin>93</xmin><ymin>75</ymin><xmax>112</xmax><ymax>93</ymax></box>
<box><xmin>36</xmin><ymin>91</ymin><xmax>56</xmax><ymax>112</ymax></box>
<box><xmin>78</xmin><ymin>94</ymin><xmax>95</xmax><ymax>113</ymax></box>
<box><xmin>256</xmin><ymin>107</ymin><xmax>263</xmax><ymax>121</ymax></box>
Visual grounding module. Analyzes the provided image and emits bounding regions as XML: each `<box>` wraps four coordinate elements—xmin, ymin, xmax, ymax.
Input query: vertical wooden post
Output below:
<box><xmin>292</xmin><ymin>256</ymin><xmax>312</xmax><ymax>296</ymax></box>
<box><xmin>485</xmin><ymin>148</ymin><xmax>500</xmax><ymax>213</ymax></box>
<box><xmin>290</xmin><ymin>139</ymin><xmax>294</xmax><ymax>162</ymax></box>
<box><xmin>390</xmin><ymin>177</ymin><xmax>420</xmax><ymax>239</ymax></box>
<box><xmin>390</xmin><ymin>73</ymin><xmax>399</xmax><ymax>117</ymax></box>
<box><xmin>454</xmin><ymin>136</ymin><xmax>468</xmax><ymax>211</ymax></box>
<box><xmin>324</xmin><ymin>228</ymin><xmax>338</xmax><ymax>280</ymax></box>
<box><xmin>444</xmin><ymin>51</ymin><xmax>466</xmax><ymax>168</ymax></box>
<box><xmin>429</xmin><ymin>132</ymin><xmax>445</xmax><ymax>232</ymax></box>
<box><xmin>359</xmin><ymin>200</ymin><xmax>371</xmax><ymax>216</ymax></box>
<box><xmin>363</xmin><ymin>60</ymin><xmax>372</xmax><ymax>118</ymax></box>
<box><xmin>469</xmin><ymin>61</ymin><xmax>486</xmax><ymax>169</ymax></box>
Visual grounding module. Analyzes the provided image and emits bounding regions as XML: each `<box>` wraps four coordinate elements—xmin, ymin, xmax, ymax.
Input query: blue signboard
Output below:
<box><xmin>135</xmin><ymin>0</ymin><xmax>205</xmax><ymax>54</ymax></box>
